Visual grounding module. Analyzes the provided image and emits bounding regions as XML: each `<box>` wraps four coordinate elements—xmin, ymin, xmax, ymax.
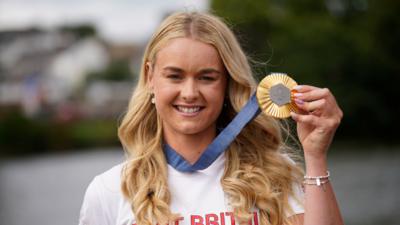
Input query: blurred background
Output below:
<box><xmin>0</xmin><ymin>0</ymin><xmax>399</xmax><ymax>225</ymax></box>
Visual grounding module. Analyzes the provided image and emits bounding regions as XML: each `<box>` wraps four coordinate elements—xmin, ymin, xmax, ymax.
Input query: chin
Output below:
<box><xmin>175</xmin><ymin>122</ymin><xmax>214</xmax><ymax>136</ymax></box>
<box><xmin>177</xmin><ymin>126</ymin><xmax>204</xmax><ymax>135</ymax></box>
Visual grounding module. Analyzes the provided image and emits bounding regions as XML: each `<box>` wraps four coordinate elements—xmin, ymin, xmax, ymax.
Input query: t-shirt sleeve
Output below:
<box><xmin>281</xmin><ymin>154</ymin><xmax>305</xmax><ymax>217</ymax></box>
<box><xmin>79</xmin><ymin>176</ymin><xmax>109</xmax><ymax>225</ymax></box>
<box><xmin>287</xmin><ymin>181</ymin><xmax>305</xmax><ymax>217</ymax></box>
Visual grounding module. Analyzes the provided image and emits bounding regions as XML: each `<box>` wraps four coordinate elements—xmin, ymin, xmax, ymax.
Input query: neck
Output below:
<box><xmin>163</xmin><ymin>126</ymin><xmax>217</xmax><ymax>164</ymax></box>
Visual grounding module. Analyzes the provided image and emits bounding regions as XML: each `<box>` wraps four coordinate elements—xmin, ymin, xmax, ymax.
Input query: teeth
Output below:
<box><xmin>177</xmin><ymin>106</ymin><xmax>201</xmax><ymax>113</ymax></box>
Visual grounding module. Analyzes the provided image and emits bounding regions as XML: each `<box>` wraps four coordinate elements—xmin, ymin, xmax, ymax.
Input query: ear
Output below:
<box><xmin>145</xmin><ymin>61</ymin><xmax>154</xmax><ymax>90</ymax></box>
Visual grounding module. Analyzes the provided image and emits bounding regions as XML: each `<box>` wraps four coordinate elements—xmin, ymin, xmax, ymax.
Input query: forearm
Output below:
<box><xmin>303</xmin><ymin>154</ymin><xmax>344</xmax><ymax>225</ymax></box>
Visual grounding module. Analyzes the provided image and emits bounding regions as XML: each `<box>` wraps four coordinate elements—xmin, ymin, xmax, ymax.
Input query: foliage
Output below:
<box><xmin>59</xmin><ymin>24</ymin><xmax>97</xmax><ymax>39</ymax></box>
<box><xmin>86</xmin><ymin>59</ymin><xmax>133</xmax><ymax>83</ymax></box>
<box><xmin>211</xmin><ymin>0</ymin><xmax>400</xmax><ymax>141</ymax></box>
<box><xmin>0</xmin><ymin>110</ymin><xmax>120</xmax><ymax>157</ymax></box>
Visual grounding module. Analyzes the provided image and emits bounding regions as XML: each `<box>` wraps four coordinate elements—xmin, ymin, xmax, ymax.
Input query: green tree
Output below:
<box><xmin>86</xmin><ymin>59</ymin><xmax>133</xmax><ymax>82</ymax></box>
<box><xmin>211</xmin><ymin>0</ymin><xmax>400</xmax><ymax>142</ymax></box>
<box><xmin>60</xmin><ymin>24</ymin><xmax>97</xmax><ymax>39</ymax></box>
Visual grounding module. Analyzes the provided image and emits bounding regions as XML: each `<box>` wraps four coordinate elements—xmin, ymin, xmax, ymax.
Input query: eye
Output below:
<box><xmin>167</xmin><ymin>74</ymin><xmax>182</xmax><ymax>80</ymax></box>
<box><xmin>199</xmin><ymin>75</ymin><xmax>216</xmax><ymax>81</ymax></box>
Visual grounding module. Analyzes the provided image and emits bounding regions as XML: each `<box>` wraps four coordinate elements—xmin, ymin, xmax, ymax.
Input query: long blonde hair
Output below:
<box><xmin>119</xmin><ymin>11</ymin><xmax>303</xmax><ymax>225</ymax></box>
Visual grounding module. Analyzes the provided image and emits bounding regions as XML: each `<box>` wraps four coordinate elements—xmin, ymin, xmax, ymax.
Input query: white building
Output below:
<box><xmin>0</xmin><ymin>30</ymin><xmax>112</xmax><ymax>118</ymax></box>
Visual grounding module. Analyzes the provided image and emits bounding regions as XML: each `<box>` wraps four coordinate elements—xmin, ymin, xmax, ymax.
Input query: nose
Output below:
<box><xmin>181</xmin><ymin>79</ymin><xmax>199</xmax><ymax>101</ymax></box>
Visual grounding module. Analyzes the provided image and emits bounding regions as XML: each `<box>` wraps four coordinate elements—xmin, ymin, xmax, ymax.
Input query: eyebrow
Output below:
<box><xmin>199</xmin><ymin>68</ymin><xmax>223</xmax><ymax>75</ymax></box>
<box><xmin>162</xmin><ymin>66</ymin><xmax>184</xmax><ymax>73</ymax></box>
<box><xmin>162</xmin><ymin>66</ymin><xmax>222</xmax><ymax>75</ymax></box>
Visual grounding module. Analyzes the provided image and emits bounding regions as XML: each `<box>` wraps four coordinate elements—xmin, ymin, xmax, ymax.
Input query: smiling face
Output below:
<box><xmin>147</xmin><ymin>37</ymin><xmax>227</xmax><ymax>141</ymax></box>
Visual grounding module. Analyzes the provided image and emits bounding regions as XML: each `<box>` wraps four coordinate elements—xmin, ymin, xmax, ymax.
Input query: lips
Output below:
<box><xmin>174</xmin><ymin>105</ymin><xmax>204</xmax><ymax>114</ymax></box>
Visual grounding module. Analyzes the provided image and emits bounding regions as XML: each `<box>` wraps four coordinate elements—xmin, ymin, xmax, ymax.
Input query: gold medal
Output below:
<box><xmin>256</xmin><ymin>73</ymin><xmax>299</xmax><ymax>118</ymax></box>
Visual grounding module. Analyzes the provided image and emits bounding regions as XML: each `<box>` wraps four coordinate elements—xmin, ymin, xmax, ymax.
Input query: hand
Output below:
<box><xmin>290</xmin><ymin>85</ymin><xmax>343</xmax><ymax>160</ymax></box>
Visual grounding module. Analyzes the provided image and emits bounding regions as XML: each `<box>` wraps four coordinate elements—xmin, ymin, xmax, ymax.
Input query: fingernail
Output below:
<box><xmin>293</xmin><ymin>85</ymin><xmax>302</xmax><ymax>90</ymax></box>
<box><xmin>293</xmin><ymin>93</ymin><xmax>303</xmax><ymax>97</ymax></box>
<box><xmin>295</xmin><ymin>98</ymin><xmax>304</xmax><ymax>105</ymax></box>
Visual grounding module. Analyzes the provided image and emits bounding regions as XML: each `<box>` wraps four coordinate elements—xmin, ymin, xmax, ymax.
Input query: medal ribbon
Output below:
<box><xmin>164</xmin><ymin>93</ymin><xmax>261</xmax><ymax>172</ymax></box>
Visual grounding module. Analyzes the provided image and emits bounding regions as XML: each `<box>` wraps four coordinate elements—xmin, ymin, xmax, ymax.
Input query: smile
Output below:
<box><xmin>175</xmin><ymin>105</ymin><xmax>203</xmax><ymax>114</ymax></box>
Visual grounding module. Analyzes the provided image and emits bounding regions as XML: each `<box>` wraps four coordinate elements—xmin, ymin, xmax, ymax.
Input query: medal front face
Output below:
<box><xmin>256</xmin><ymin>73</ymin><xmax>299</xmax><ymax>118</ymax></box>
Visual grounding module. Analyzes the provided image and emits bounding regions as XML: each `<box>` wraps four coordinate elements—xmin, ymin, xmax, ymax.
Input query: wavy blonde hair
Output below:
<box><xmin>119</xmin><ymin>11</ymin><xmax>303</xmax><ymax>225</ymax></box>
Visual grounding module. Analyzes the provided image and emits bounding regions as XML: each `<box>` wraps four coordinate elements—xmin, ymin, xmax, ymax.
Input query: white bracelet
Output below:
<box><xmin>303</xmin><ymin>171</ymin><xmax>330</xmax><ymax>186</ymax></box>
<box><xmin>303</xmin><ymin>178</ymin><xmax>330</xmax><ymax>186</ymax></box>
<box><xmin>304</xmin><ymin>171</ymin><xmax>330</xmax><ymax>180</ymax></box>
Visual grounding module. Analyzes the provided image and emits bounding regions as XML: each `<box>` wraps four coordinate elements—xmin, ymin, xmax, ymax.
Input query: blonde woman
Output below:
<box><xmin>79</xmin><ymin>12</ymin><xmax>344</xmax><ymax>225</ymax></box>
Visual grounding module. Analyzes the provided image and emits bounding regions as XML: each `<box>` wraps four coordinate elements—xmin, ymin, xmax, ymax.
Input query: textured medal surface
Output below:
<box><xmin>256</xmin><ymin>73</ymin><xmax>298</xmax><ymax>118</ymax></box>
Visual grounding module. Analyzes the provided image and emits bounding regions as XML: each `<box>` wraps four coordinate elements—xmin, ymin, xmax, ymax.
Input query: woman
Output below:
<box><xmin>79</xmin><ymin>12</ymin><xmax>344</xmax><ymax>225</ymax></box>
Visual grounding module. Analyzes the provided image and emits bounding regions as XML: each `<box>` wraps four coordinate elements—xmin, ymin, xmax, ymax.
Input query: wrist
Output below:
<box><xmin>304</xmin><ymin>154</ymin><xmax>328</xmax><ymax>176</ymax></box>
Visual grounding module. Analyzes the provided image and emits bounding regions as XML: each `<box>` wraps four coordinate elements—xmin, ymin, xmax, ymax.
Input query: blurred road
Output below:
<box><xmin>0</xmin><ymin>147</ymin><xmax>399</xmax><ymax>225</ymax></box>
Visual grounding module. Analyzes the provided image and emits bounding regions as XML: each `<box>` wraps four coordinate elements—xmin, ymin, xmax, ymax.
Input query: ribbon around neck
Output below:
<box><xmin>163</xmin><ymin>73</ymin><xmax>298</xmax><ymax>172</ymax></box>
<box><xmin>164</xmin><ymin>93</ymin><xmax>261</xmax><ymax>172</ymax></box>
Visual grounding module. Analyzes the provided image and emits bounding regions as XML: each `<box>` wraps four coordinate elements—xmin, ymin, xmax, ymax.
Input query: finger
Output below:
<box><xmin>293</xmin><ymin>85</ymin><xmax>318</xmax><ymax>93</ymax></box>
<box><xmin>295</xmin><ymin>98</ymin><xmax>326</xmax><ymax>113</ymax></box>
<box><xmin>290</xmin><ymin>112</ymin><xmax>319</xmax><ymax>126</ymax></box>
<box><xmin>293</xmin><ymin>106</ymin><xmax>309</xmax><ymax>116</ymax></box>
<box><xmin>293</xmin><ymin>87</ymin><xmax>331</xmax><ymax>102</ymax></box>
<box><xmin>291</xmin><ymin>112</ymin><xmax>341</xmax><ymax>133</ymax></box>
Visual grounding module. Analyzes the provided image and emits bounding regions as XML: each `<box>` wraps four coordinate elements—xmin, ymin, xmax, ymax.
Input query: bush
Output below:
<box><xmin>0</xmin><ymin>110</ymin><xmax>120</xmax><ymax>157</ymax></box>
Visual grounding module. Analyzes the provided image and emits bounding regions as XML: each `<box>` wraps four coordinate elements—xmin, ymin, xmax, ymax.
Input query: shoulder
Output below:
<box><xmin>88</xmin><ymin>163</ymin><xmax>124</xmax><ymax>198</ymax></box>
<box><xmin>79</xmin><ymin>163</ymin><xmax>125</xmax><ymax>225</ymax></box>
<box><xmin>97</xmin><ymin>163</ymin><xmax>124</xmax><ymax>192</ymax></box>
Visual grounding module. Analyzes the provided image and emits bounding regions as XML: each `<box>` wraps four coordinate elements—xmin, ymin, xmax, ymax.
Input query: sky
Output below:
<box><xmin>0</xmin><ymin>0</ymin><xmax>209</xmax><ymax>44</ymax></box>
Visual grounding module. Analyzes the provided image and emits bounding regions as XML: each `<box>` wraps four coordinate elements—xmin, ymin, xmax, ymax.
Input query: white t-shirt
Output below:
<box><xmin>79</xmin><ymin>154</ymin><xmax>304</xmax><ymax>225</ymax></box>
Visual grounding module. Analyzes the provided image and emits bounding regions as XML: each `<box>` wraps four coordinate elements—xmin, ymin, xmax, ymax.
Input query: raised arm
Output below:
<box><xmin>289</xmin><ymin>85</ymin><xmax>344</xmax><ymax>225</ymax></box>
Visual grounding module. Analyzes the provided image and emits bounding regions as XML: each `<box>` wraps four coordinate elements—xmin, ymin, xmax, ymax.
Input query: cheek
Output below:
<box><xmin>154</xmin><ymin>85</ymin><xmax>177</xmax><ymax>105</ymax></box>
<box><xmin>213</xmin><ymin>81</ymin><xmax>227</xmax><ymax>101</ymax></box>
<box><xmin>206</xmin><ymin>86</ymin><xmax>226</xmax><ymax>108</ymax></box>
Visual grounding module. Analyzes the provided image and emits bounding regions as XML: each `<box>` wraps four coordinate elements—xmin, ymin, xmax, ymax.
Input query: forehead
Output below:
<box><xmin>154</xmin><ymin>37</ymin><xmax>225</xmax><ymax>71</ymax></box>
